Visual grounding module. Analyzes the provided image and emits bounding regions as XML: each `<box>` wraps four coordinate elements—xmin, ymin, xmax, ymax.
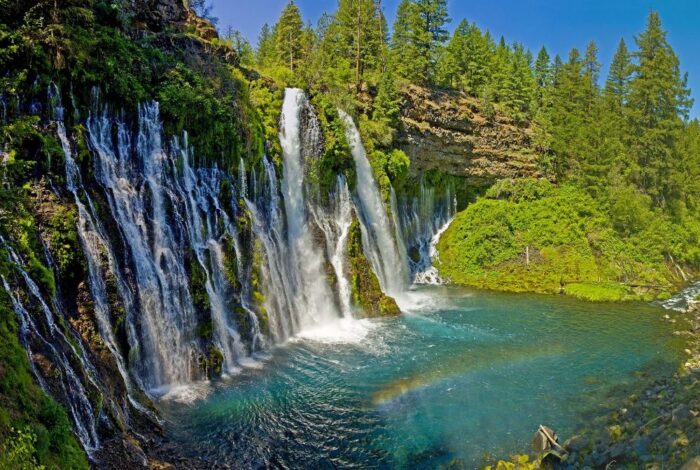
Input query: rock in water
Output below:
<box><xmin>532</xmin><ymin>425</ymin><xmax>557</xmax><ymax>452</ymax></box>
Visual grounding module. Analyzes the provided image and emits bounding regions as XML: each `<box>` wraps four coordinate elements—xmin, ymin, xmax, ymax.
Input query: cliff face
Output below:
<box><xmin>398</xmin><ymin>85</ymin><xmax>543</xmax><ymax>186</ymax></box>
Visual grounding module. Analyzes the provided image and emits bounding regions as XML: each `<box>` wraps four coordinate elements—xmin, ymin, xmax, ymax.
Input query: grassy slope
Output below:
<box><xmin>437</xmin><ymin>179</ymin><xmax>698</xmax><ymax>301</ymax></box>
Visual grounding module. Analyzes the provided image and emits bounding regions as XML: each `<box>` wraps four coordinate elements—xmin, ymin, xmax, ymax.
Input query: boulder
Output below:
<box><xmin>563</xmin><ymin>435</ymin><xmax>589</xmax><ymax>452</ymax></box>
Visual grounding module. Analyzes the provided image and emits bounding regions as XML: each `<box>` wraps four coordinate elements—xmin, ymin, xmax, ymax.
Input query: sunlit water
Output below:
<box><xmin>157</xmin><ymin>287</ymin><xmax>683</xmax><ymax>469</ymax></box>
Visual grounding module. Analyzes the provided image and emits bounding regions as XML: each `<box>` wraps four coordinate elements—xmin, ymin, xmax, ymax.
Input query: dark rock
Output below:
<box><xmin>673</xmin><ymin>404</ymin><xmax>691</xmax><ymax>423</ymax></box>
<box><xmin>609</xmin><ymin>443</ymin><xmax>625</xmax><ymax>459</ymax></box>
<box><xmin>634</xmin><ymin>436</ymin><xmax>651</xmax><ymax>456</ymax></box>
<box><xmin>133</xmin><ymin>0</ymin><xmax>187</xmax><ymax>32</ymax></box>
<box><xmin>563</xmin><ymin>435</ymin><xmax>588</xmax><ymax>452</ymax></box>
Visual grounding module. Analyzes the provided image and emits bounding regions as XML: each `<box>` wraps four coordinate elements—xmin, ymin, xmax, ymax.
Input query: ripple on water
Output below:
<box><xmin>157</xmin><ymin>287</ymin><xmax>683</xmax><ymax>468</ymax></box>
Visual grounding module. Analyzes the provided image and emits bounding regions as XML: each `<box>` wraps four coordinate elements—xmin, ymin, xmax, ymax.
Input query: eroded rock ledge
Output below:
<box><xmin>398</xmin><ymin>85</ymin><xmax>543</xmax><ymax>186</ymax></box>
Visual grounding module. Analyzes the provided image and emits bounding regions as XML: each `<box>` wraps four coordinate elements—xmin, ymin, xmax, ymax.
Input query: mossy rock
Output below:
<box><xmin>347</xmin><ymin>217</ymin><xmax>400</xmax><ymax>317</ymax></box>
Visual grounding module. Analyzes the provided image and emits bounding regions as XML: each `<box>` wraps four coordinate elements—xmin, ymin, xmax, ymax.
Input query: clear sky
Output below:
<box><xmin>211</xmin><ymin>0</ymin><xmax>700</xmax><ymax>118</ymax></box>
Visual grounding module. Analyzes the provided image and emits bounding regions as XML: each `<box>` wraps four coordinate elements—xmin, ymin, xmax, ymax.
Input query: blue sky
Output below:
<box><xmin>212</xmin><ymin>0</ymin><xmax>700</xmax><ymax>118</ymax></box>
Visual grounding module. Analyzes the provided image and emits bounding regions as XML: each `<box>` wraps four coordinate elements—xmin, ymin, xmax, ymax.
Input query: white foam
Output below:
<box><xmin>154</xmin><ymin>381</ymin><xmax>213</xmax><ymax>404</ymax></box>
<box><xmin>661</xmin><ymin>281</ymin><xmax>700</xmax><ymax>312</ymax></box>
<box><xmin>395</xmin><ymin>288</ymin><xmax>456</xmax><ymax>313</ymax></box>
<box><xmin>294</xmin><ymin>317</ymin><xmax>376</xmax><ymax>344</ymax></box>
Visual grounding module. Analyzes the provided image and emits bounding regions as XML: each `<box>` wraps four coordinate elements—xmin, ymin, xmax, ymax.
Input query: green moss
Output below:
<box><xmin>310</xmin><ymin>94</ymin><xmax>356</xmax><ymax>196</ymax></box>
<box><xmin>0</xmin><ymin>289</ymin><xmax>88</xmax><ymax>469</ymax></box>
<box><xmin>347</xmin><ymin>218</ymin><xmax>400</xmax><ymax>317</ymax></box>
<box><xmin>207</xmin><ymin>345</ymin><xmax>224</xmax><ymax>377</ymax></box>
<box><xmin>565</xmin><ymin>282</ymin><xmax>632</xmax><ymax>302</ymax></box>
<box><xmin>221</xmin><ymin>235</ymin><xmax>239</xmax><ymax>289</ymax></box>
<box><xmin>188</xmin><ymin>256</ymin><xmax>211</xmax><ymax>314</ymax></box>
<box><xmin>196</xmin><ymin>320</ymin><xmax>213</xmax><ymax>340</ymax></box>
<box><xmin>250</xmin><ymin>240</ymin><xmax>270</xmax><ymax>334</ymax></box>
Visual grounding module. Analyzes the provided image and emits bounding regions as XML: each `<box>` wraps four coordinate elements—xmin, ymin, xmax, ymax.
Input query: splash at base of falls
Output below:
<box><xmin>293</xmin><ymin>317</ymin><xmax>377</xmax><ymax>344</ymax></box>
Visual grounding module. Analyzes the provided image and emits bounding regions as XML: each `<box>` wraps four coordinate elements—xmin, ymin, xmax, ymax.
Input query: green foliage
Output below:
<box><xmin>274</xmin><ymin>2</ymin><xmax>306</xmax><ymax>73</ymax></box>
<box><xmin>347</xmin><ymin>218</ymin><xmax>400</xmax><ymax>316</ymax></box>
<box><xmin>158</xmin><ymin>63</ymin><xmax>258</xmax><ymax>166</ymax></box>
<box><xmin>0</xmin><ymin>427</ymin><xmax>46</xmax><ymax>470</ymax></box>
<box><xmin>438</xmin><ymin>179</ymin><xmax>691</xmax><ymax>301</ymax></box>
<box><xmin>0</xmin><ymin>289</ymin><xmax>88</xmax><ymax>469</ymax></box>
<box><xmin>627</xmin><ymin>11</ymin><xmax>693</xmax><ymax>206</ymax></box>
<box><xmin>437</xmin><ymin>19</ymin><xmax>492</xmax><ymax>94</ymax></box>
<box><xmin>311</xmin><ymin>95</ymin><xmax>355</xmax><ymax>194</ymax></box>
<box><xmin>391</xmin><ymin>0</ymin><xmax>450</xmax><ymax>84</ymax></box>
<box><xmin>188</xmin><ymin>255</ymin><xmax>211</xmax><ymax>314</ymax></box>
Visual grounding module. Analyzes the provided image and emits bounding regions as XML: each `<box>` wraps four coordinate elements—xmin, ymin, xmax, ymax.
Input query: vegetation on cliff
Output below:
<box><xmin>347</xmin><ymin>218</ymin><xmax>400</xmax><ymax>317</ymax></box>
<box><xmin>438</xmin><ymin>179</ymin><xmax>698</xmax><ymax>301</ymax></box>
<box><xmin>438</xmin><ymin>12</ymin><xmax>699</xmax><ymax>299</ymax></box>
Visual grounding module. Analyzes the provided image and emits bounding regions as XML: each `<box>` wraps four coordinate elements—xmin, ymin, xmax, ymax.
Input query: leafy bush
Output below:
<box><xmin>437</xmin><ymin>180</ymin><xmax>694</xmax><ymax>300</ymax></box>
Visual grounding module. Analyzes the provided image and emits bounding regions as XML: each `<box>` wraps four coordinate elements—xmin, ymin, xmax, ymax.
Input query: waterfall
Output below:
<box><xmin>395</xmin><ymin>182</ymin><xmax>456</xmax><ymax>284</ymax></box>
<box><xmin>310</xmin><ymin>176</ymin><xmax>354</xmax><ymax>318</ymax></box>
<box><xmin>174</xmin><ymin>136</ymin><xmax>264</xmax><ymax>368</ymax></box>
<box><xmin>15</xmin><ymin>85</ymin><xmax>416</xmax><ymax>410</ymax></box>
<box><xmin>338</xmin><ymin>110</ymin><xmax>409</xmax><ymax>296</ymax></box>
<box><xmin>82</xmin><ymin>100</ymin><xmax>262</xmax><ymax>392</ymax></box>
<box><xmin>1</xmin><ymin>239</ymin><xmax>100</xmax><ymax>455</ymax></box>
<box><xmin>257</xmin><ymin>89</ymin><xmax>340</xmax><ymax>333</ymax></box>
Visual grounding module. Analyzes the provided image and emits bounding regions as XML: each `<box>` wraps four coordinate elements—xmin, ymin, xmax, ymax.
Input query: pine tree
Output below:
<box><xmin>582</xmin><ymin>41</ymin><xmax>601</xmax><ymax>112</ymax></box>
<box><xmin>502</xmin><ymin>43</ymin><xmax>535</xmax><ymax>122</ymax></box>
<box><xmin>224</xmin><ymin>28</ymin><xmax>254</xmax><ymax>67</ymax></box>
<box><xmin>437</xmin><ymin>20</ymin><xmax>491</xmax><ymax>94</ymax></box>
<box><xmin>547</xmin><ymin>48</ymin><xmax>588</xmax><ymax>178</ymax></box>
<box><xmin>604</xmin><ymin>38</ymin><xmax>632</xmax><ymax>110</ymax></box>
<box><xmin>487</xmin><ymin>36</ymin><xmax>510</xmax><ymax>103</ymax></box>
<box><xmin>274</xmin><ymin>2</ymin><xmax>304</xmax><ymax>73</ymax></box>
<box><xmin>256</xmin><ymin>23</ymin><xmax>276</xmax><ymax>68</ymax></box>
<box><xmin>628</xmin><ymin>11</ymin><xmax>693</xmax><ymax>205</ymax></box>
<box><xmin>329</xmin><ymin>0</ymin><xmax>386</xmax><ymax>92</ymax></box>
<box><xmin>533</xmin><ymin>46</ymin><xmax>552</xmax><ymax>110</ymax></box>
<box><xmin>390</xmin><ymin>0</ymin><xmax>450</xmax><ymax>84</ymax></box>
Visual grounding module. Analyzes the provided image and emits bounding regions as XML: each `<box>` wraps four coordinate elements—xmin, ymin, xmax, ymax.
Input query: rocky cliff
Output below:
<box><xmin>399</xmin><ymin>85</ymin><xmax>543</xmax><ymax>186</ymax></box>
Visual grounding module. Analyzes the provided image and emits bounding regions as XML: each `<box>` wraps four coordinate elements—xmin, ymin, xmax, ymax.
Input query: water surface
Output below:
<box><xmin>158</xmin><ymin>287</ymin><xmax>683</xmax><ymax>469</ymax></box>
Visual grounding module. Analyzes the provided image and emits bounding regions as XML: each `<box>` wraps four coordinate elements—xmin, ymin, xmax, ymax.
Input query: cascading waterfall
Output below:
<box><xmin>245</xmin><ymin>89</ymin><xmax>342</xmax><ymax>338</ymax></box>
<box><xmin>1</xmin><ymin>238</ymin><xmax>100</xmax><ymax>454</ymax></box>
<box><xmin>395</xmin><ymin>182</ymin><xmax>456</xmax><ymax>284</ymax></box>
<box><xmin>10</xmin><ymin>84</ymin><xmax>417</xmax><ymax>435</ymax></box>
<box><xmin>87</xmin><ymin>102</ymin><xmax>198</xmax><ymax>391</ymax></box>
<box><xmin>279</xmin><ymin>89</ymin><xmax>341</xmax><ymax>329</ymax></box>
<box><xmin>83</xmin><ymin>99</ymin><xmax>262</xmax><ymax>392</ymax></box>
<box><xmin>174</xmin><ymin>135</ymin><xmax>264</xmax><ymax>368</ymax></box>
<box><xmin>338</xmin><ymin>110</ymin><xmax>410</xmax><ymax>296</ymax></box>
<box><xmin>310</xmin><ymin>176</ymin><xmax>354</xmax><ymax>318</ymax></box>
<box><xmin>53</xmin><ymin>85</ymin><xmax>135</xmax><ymax>394</ymax></box>
<box><xmin>661</xmin><ymin>281</ymin><xmax>700</xmax><ymax>312</ymax></box>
